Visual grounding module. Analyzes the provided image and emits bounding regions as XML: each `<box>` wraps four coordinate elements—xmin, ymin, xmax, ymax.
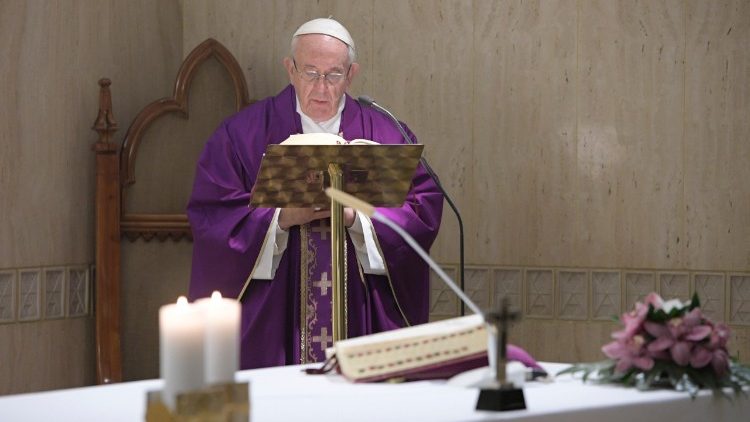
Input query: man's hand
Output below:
<box><xmin>343</xmin><ymin>207</ymin><xmax>356</xmax><ymax>228</ymax></box>
<box><xmin>278</xmin><ymin>207</ymin><xmax>357</xmax><ymax>230</ymax></box>
<box><xmin>278</xmin><ymin>208</ymin><xmax>331</xmax><ymax>230</ymax></box>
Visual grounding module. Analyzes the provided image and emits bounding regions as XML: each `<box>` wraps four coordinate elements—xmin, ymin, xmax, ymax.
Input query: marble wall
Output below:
<box><xmin>0</xmin><ymin>0</ymin><xmax>748</xmax><ymax>394</ymax></box>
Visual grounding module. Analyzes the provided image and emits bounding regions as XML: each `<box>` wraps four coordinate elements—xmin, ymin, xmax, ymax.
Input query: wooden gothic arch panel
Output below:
<box><xmin>91</xmin><ymin>38</ymin><xmax>251</xmax><ymax>384</ymax></box>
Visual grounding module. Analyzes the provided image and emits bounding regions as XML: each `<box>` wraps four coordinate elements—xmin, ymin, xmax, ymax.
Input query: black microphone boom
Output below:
<box><xmin>357</xmin><ymin>95</ymin><xmax>467</xmax><ymax>316</ymax></box>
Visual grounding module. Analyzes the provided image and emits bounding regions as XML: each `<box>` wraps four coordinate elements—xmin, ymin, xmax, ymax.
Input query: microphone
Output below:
<box><xmin>357</xmin><ymin>95</ymin><xmax>467</xmax><ymax>315</ymax></box>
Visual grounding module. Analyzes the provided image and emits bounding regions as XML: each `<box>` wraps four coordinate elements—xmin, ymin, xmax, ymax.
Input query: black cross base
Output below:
<box><xmin>475</xmin><ymin>298</ymin><xmax>527</xmax><ymax>411</ymax></box>
<box><xmin>475</xmin><ymin>385</ymin><xmax>526</xmax><ymax>411</ymax></box>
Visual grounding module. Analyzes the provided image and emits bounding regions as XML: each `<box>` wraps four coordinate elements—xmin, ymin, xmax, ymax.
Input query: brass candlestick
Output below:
<box><xmin>145</xmin><ymin>382</ymin><xmax>249</xmax><ymax>422</ymax></box>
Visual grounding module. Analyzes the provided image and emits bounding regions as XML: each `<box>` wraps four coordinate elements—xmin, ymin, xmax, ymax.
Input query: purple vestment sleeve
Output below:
<box><xmin>187</xmin><ymin>120</ymin><xmax>275</xmax><ymax>299</ymax></box>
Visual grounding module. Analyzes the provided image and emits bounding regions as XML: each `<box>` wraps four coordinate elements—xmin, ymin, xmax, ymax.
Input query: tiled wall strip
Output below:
<box><xmin>430</xmin><ymin>265</ymin><xmax>750</xmax><ymax>326</ymax></box>
<box><xmin>0</xmin><ymin>265</ymin><xmax>91</xmax><ymax>323</ymax></box>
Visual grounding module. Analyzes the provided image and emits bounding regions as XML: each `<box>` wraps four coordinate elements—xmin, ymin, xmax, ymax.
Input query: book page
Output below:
<box><xmin>281</xmin><ymin>133</ymin><xmax>344</xmax><ymax>145</ymax></box>
<box><xmin>281</xmin><ymin>133</ymin><xmax>381</xmax><ymax>146</ymax></box>
<box><xmin>348</xmin><ymin>139</ymin><xmax>379</xmax><ymax>145</ymax></box>
<box><xmin>335</xmin><ymin>314</ymin><xmax>484</xmax><ymax>348</ymax></box>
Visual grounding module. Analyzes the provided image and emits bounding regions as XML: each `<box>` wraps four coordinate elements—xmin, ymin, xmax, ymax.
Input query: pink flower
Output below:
<box><xmin>708</xmin><ymin>322</ymin><xmax>730</xmax><ymax>349</ymax></box>
<box><xmin>642</xmin><ymin>308</ymin><xmax>715</xmax><ymax>368</ymax></box>
<box><xmin>670</xmin><ymin>341</ymin><xmax>693</xmax><ymax>366</ymax></box>
<box><xmin>643</xmin><ymin>292</ymin><xmax>665</xmax><ymax>309</ymax></box>
<box><xmin>705</xmin><ymin>322</ymin><xmax>731</xmax><ymax>376</ymax></box>
<box><xmin>689</xmin><ymin>345</ymin><xmax>713</xmax><ymax>368</ymax></box>
<box><xmin>613</xmin><ymin>301</ymin><xmax>649</xmax><ymax>341</ymax></box>
<box><xmin>711</xmin><ymin>348</ymin><xmax>730</xmax><ymax>377</ymax></box>
<box><xmin>603</xmin><ymin>335</ymin><xmax>654</xmax><ymax>373</ymax></box>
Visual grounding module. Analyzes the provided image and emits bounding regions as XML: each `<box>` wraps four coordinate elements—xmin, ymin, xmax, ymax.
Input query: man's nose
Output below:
<box><xmin>312</xmin><ymin>77</ymin><xmax>328</xmax><ymax>92</ymax></box>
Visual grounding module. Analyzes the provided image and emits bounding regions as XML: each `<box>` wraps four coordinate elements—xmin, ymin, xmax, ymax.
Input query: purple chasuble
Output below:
<box><xmin>187</xmin><ymin>85</ymin><xmax>443</xmax><ymax>369</ymax></box>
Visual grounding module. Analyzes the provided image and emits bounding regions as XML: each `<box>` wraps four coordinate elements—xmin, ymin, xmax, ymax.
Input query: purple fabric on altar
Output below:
<box><xmin>187</xmin><ymin>85</ymin><xmax>443</xmax><ymax>369</ymax></box>
<box><xmin>508</xmin><ymin>344</ymin><xmax>543</xmax><ymax>370</ymax></box>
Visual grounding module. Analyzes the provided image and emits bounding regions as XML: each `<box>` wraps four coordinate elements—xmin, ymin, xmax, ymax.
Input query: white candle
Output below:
<box><xmin>196</xmin><ymin>291</ymin><xmax>240</xmax><ymax>385</ymax></box>
<box><xmin>159</xmin><ymin>296</ymin><xmax>205</xmax><ymax>410</ymax></box>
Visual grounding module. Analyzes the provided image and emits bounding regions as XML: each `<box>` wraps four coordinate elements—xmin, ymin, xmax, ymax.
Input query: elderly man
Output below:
<box><xmin>187</xmin><ymin>18</ymin><xmax>443</xmax><ymax>369</ymax></box>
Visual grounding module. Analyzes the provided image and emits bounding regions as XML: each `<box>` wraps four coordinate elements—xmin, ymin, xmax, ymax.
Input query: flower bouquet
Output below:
<box><xmin>559</xmin><ymin>292</ymin><xmax>750</xmax><ymax>397</ymax></box>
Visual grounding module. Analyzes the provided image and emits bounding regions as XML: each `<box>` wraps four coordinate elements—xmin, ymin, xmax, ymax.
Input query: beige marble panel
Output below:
<box><xmin>684</xmin><ymin>0</ymin><xmax>750</xmax><ymax>271</ymax></box>
<box><xmin>624</xmin><ymin>271</ymin><xmax>655</xmax><ymax>311</ymax></box>
<box><xmin>0</xmin><ymin>318</ymin><xmax>94</xmax><ymax>395</ymax></box>
<box><xmin>729</xmin><ymin>274</ymin><xmax>750</xmax><ymax>325</ymax></box>
<box><xmin>730</xmin><ymin>325</ymin><xmax>750</xmax><ymax>361</ymax></box>
<box><xmin>125</xmin><ymin>58</ymin><xmax>238</xmax><ymax>213</ymax></box>
<box><xmin>525</xmin><ymin>268</ymin><xmax>555</xmax><ymax>318</ymax></box>
<box><xmin>121</xmin><ymin>241</ymin><xmax>193</xmax><ymax>381</ymax></box>
<box><xmin>658</xmin><ymin>271</ymin><xmax>690</xmax><ymax>301</ymax></box>
<box><xmin>591</xmin><ymin>270</ymin><xmax>621</xmax><ymax>320</ymax></box>
<box><xmin>0</xmin><ymin>0</ymin><xmax>181</xmax><ymax>394</ymax></box>
<box><xmin>429</xmin><ymin>265</ymin><xmax>459</xmax><ymax>320</ymax></box>
<box><xmin>694</xmin><ymin>272</ymin><xmax>727</xmax><ymax>322</ymax></box>
<box><xmin>0</xmin><ymin>0</ymin><xmax>182</xmax><ymax>267</ymax></box>
<box><xmin>493</xmin><ymin>268</ymin><xmax>524</xmax><ymax>313</ymax></box>
<box><xmin>181</xmin><ymin>0</ymin><xmax>278</xmax><ymax>100</ymax></box>
<box><xmin>577</xmin><ymin>0</ymin><xmax>685</xmax><ymax>269</ymax></box>
<box><xmin>513</xmin><ymin>319</ymin><xmax>617</xmax><ymax>363</ymax></box>
<box><xmin>474</xmin><ymin>0</ymin><xmax>578</xmax><ymax>267</ymax></box>
<box><xmin>464</xmin><ymin>266</ymin><xmax>491</xmax><ymax>314</ymax></box>
<box><xmin>556</xmin><ymin>270</ymin><xmax>589</xmax><ymax>320</ymax></box>
<box><xmin>373</xmin><ymin>1</ymin><xmax>473</xmax><ymax>264</ymax></box>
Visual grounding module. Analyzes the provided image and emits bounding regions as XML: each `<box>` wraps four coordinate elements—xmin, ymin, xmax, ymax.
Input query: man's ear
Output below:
<box><xmin>283</xmin><ymin>57</ymin><xmax>295</xmax><ymax>81</ymax></box>
<box><xmin>348</xmin><ymin>62</ymin><xmax>360</xmax><ymax>81</ymax></box>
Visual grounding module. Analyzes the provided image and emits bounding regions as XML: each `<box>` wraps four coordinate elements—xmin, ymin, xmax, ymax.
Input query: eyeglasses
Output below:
<box><xmin>293</xmin><ymin>59</ymin><xmax>349</xmax><ymax>85</ymax></box>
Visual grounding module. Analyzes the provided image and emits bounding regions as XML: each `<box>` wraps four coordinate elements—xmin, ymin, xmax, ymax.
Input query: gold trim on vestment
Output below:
<box><xmin>343</xmin><ymin>238</ymin><xmax>348</xmax><ymax>336</ymax></box>
<box><xmin>299</xmin><ymin>223</ymin><xmax>309</xmax><ymax>364</ymax></box>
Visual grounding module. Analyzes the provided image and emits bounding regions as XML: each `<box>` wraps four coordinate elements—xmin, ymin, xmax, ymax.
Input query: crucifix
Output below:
<box><xmin>476</xmin><ymin>298</ymin><xmax>526</xmax><ymax>411</ymax></box>
<box><xmin>485</xmin><ymin>298</ymin><xmax>521</xmax><ymax>387</ymax></box>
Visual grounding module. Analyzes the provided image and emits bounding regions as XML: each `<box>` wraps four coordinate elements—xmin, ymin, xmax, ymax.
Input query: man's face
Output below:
<box><xmin>284</xmin><ymin>34</ymin><xmax>359</xmax><ymax>122</ymax></box>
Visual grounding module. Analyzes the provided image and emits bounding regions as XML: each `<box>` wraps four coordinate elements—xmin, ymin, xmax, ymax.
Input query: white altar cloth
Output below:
<box><xmin>0</xmin><ymin>363</ymin><xmax>747</xmax><ymax>421</ymax></box>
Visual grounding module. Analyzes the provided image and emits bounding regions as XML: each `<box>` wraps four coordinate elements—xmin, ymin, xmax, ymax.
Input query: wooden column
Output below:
<box><xmin>92</xmin><ymin>78</ymin><xmax>122</xmax><ymax>383</ymax></box>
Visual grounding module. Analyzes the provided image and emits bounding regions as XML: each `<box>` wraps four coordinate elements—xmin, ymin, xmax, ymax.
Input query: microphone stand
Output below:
<box><xmin>357</xmin><ymin>96</ymin><xmax>466</xmax><ymax>316</ymax></box>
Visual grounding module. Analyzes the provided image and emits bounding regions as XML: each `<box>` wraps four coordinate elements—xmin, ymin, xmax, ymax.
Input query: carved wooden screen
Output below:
<box><xmin>92</xmin><ymin>39</ymin><xmax>251</xmax><ymax>384</ymax></box>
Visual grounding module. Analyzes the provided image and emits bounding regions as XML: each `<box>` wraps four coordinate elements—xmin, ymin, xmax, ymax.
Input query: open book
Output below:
<box><xmin>327</xmin><ymin>315</ymin><xmax>487</xmax><ymax>382</ymax></box>
<box><xmin>324</xmin><ymin>314</ymin><xmax>542</xmax><ymax>383</ymax></box>
<box><xmin>281</xmin><ymin>133</ymin><xmax>380</xmax><ymax>146</ymax></box>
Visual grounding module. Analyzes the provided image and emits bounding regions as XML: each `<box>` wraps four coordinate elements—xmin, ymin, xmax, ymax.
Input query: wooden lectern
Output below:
<box><xmin>248</xmin><ymin>143</ymin><xmax>423</xmax><ymax>342</ymax></box>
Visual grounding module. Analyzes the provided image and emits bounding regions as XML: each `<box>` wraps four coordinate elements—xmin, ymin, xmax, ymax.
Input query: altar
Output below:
<box><xmin>0</xmin><ymin>362</ymin><xmax>746</xmax><ymax>421</ymax></box>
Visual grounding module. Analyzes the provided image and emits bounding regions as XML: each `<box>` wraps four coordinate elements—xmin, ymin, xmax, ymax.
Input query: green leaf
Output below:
<box><xmin>560</xmin><ymin>354</ymin><xmax>750</xmax><ymax>401</ymax></box>
<box><xmin>689</xmin><ymin>292</ymin><xmax>701</xmax><ymax>310</ymax></box>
